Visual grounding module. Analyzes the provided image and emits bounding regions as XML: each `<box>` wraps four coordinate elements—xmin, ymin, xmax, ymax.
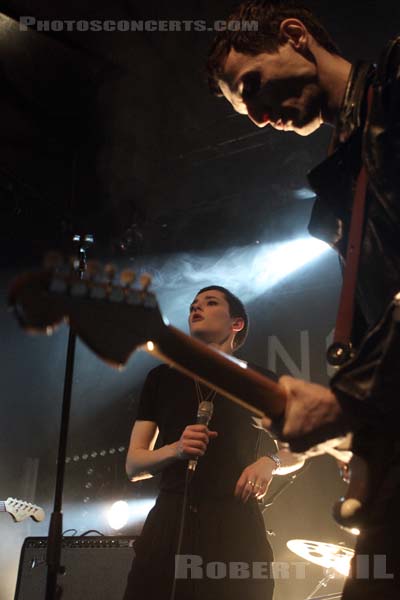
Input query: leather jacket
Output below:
<box><xmin>307</xmin><ymin>36</ymin><xmax>400</xmax><ymax>428</ymax></box>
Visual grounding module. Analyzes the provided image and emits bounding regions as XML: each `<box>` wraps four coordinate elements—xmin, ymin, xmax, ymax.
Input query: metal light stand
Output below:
<box><xmin>307</xmin><ymin>594</ymin><xmax>342</xmax><ymax>600</ymax></box>
<box><xmin>45</xmin><ymin>234</ymin><xmax>94</xmax><ymax>600</ymax></box>
<box><xmin>304</xmin><ymin>569</ymin><xmax>342</xmax><ymax>600</ymax></box>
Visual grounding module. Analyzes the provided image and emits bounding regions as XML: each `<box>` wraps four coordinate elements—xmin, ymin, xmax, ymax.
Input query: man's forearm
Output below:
<box><xmin>126</xmin><ymin>443</ymin><xmax>179</xmax><ymax>482</ymax></box>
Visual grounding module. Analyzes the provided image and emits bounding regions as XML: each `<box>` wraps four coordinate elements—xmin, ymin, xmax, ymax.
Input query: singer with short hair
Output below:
<box><xmin>123</xmin><ymin>286</ymin><xmax>279</xmax><ymax>600</ymax></box>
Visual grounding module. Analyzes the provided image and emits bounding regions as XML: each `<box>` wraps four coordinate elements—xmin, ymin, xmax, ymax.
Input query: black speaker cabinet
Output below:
<box><xmin>14</xmin><ymin>536</ymin><xmax>136</xmax><ymax>600</ymax></box>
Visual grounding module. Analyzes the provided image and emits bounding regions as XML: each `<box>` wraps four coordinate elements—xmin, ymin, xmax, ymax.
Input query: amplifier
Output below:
<box><xmin>14</xmin><ymin>536</ymin><xmax>136</xmax><ymax>600</ymax></box>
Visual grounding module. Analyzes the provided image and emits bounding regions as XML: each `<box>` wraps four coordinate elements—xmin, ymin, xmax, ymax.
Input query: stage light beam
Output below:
<box><xmin>254</xmin><ymin>237</ymin><xmax>330</xmax><ymax>289</ymax></box>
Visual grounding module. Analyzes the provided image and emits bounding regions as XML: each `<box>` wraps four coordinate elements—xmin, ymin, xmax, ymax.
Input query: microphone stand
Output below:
<box><xmin>45</xmin><ymin>234</ymin><xmax>93</xmax><ymax>600</ymax></box>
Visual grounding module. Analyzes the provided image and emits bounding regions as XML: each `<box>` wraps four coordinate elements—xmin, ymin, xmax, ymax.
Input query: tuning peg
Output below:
<box><xmin>43</xmin><ymin>251</ymin><xmax>63</xmax><ymax>270</ymax></box>
<box><xmin>139</xmin><ymin>273</ymin><xmax>152</xmax><ymax>292</ymax></box>
<box><xmin>104</xmin><ymin>263</ymin><xmax>117</xmax><ymax>282</ymax></box>
<box><xmin>86</xmin><ymin>260</ymin><xmax>101</xmax><ymax>279</ymax></box>
<box><xmin>120</xmin><ymin>269</ymin><xmax>136</xmax><ymax>286</ymax></box>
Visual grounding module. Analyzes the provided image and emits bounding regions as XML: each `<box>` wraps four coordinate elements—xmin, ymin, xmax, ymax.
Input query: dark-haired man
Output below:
<box><xmin>207</xmin><ymin>0</ymin><xmax>346</xmax><ymax>136</ymax></box>
<box><xmin>123</xmin><ymin>285</ymin><xmax>294</xmax><ymax>600</ymax></box>
<box><xmin>207</xmin><ymin>2</ymin><xmax>400</xmax><ymax>598</ymax></box>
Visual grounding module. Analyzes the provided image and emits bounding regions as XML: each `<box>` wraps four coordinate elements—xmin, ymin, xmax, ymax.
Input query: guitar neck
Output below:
<box><xmin>148</xmin><ymin>325</ymin><xmax>286</xmax><ymax>418</ymax></box>
<box><xmin>8</xmin><ymin>267</ymin><xmax>286</xmax><ymax>419</ymax></box>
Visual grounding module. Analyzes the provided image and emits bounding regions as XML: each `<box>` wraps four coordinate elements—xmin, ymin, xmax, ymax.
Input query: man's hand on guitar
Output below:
<box><xmin>262</xmin><ymin>376</ymin><xmax>349</xmax><ymax>453</ymax></box>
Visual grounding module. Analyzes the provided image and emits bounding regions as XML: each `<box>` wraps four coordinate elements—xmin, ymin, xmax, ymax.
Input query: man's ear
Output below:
<box><xmin>232</xmin><ymin>317</ymin><xmax>245</xmax><ymax>333</ymax></box>
<box><xmin>279</xmin><ymin>18</ymin><xmax>308</xmax><ymax>51</ymax></box>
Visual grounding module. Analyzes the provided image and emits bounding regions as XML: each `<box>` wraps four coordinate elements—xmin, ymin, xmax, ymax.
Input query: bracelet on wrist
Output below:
<box><xmin>265</xmin><ymin>452</ymin><xmax>281</xmax><ymax>474</ymax></box>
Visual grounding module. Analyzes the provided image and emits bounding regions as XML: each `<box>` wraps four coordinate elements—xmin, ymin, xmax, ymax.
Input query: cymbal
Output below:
<box><xmin>287</xmin><ymin>539</ymin><xmax>354</xmax><ymax>576</ymax></box>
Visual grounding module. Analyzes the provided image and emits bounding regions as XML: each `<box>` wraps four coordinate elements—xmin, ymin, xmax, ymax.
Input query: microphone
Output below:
<box><xmin>188</xmin><ymin>400</ymin><xmax>214</xmax><ymax>473</ymax></box>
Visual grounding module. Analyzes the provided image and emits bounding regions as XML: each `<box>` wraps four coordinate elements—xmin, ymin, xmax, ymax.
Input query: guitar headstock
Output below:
<box><xmin>4</xmin><ymin>497</ymin><xmax>45</xmax><ymax>523</ymax></box>
<box><xmin>9</xmin><ymin>256</ymin><xmax>166</xmax><ymax>368</ymax></box>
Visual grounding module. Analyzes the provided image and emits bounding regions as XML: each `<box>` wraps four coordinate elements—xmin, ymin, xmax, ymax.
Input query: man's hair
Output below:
<box><xmin>196</xmin><ymin>285</ymin><xmax>249</xmax><ymax>350</ymax></box>
<box><xmin>207</xmin><ymin>0</ymin><xmax>340</xmax><ymax>96</ymax></box>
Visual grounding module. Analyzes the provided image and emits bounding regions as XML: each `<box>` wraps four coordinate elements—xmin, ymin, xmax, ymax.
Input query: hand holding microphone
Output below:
<box><xmin>175</xmin><ymin>401</ymin><xmax>217</xmax><ymax>472</ymax></box>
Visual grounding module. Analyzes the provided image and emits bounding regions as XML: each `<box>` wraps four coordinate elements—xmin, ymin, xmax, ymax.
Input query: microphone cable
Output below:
<box><xmin>169</xmin><ymin>399</ymin><xmax>214</xmax><ymax>600</ymax></box>
<box><xmin>169</xmin><ymin>465</ymin><xmax>191</xmax><ymax>600</ymax></box>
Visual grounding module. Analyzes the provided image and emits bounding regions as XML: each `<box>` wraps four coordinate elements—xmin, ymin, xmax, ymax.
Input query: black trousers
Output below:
<box><xmin>123</xmin><ymin>490</ymin><xmax>274</xmax><ymax>600</ymax></box>
<box><xmin>342</xmin><ymin>448</ymin><xmax>400</xmax><ymax>599</ymax></box>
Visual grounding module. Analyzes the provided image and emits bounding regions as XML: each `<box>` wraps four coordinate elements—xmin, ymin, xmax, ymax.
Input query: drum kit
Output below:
<box><xmin>287</xmin><ymin>538</ymin><xmax>355</xmax><ymax>600</ymax></box>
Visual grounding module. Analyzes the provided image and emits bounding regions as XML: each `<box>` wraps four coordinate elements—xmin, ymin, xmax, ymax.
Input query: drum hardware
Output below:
<box><xmin>287</xmin><ymin>539</ymin><xmax>354</xmax><ymax>600</ymax></box>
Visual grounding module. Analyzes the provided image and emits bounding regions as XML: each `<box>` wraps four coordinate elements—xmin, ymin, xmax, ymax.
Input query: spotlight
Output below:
<box><xmin>108</xmin><ymin>500</ymin><xmax>129</xmax><ymax>531</ymax></box>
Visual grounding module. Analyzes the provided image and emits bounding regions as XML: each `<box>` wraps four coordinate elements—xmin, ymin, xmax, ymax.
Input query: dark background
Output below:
<box><xmin>1</xmin><ymin>1</ymin><xmax>399</xmax><ymax>598</ymax></box>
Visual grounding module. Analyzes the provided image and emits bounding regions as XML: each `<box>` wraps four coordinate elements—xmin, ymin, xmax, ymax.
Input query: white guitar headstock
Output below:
<box><xmin>4</xmin><ymin>497</ymin><xmax>45</xmax><ymax>523</ymax></box>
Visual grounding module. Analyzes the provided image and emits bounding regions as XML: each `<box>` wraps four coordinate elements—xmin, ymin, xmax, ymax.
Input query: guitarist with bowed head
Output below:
<box><xmin>206</xmin><ymin>1</ymin><xmax>400</xmax><ymax>598</ymax></box>
<box><xmin>124</xmin><ymin>285</ymin><xmax>302</xmax><ymax>600</ymax></box>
